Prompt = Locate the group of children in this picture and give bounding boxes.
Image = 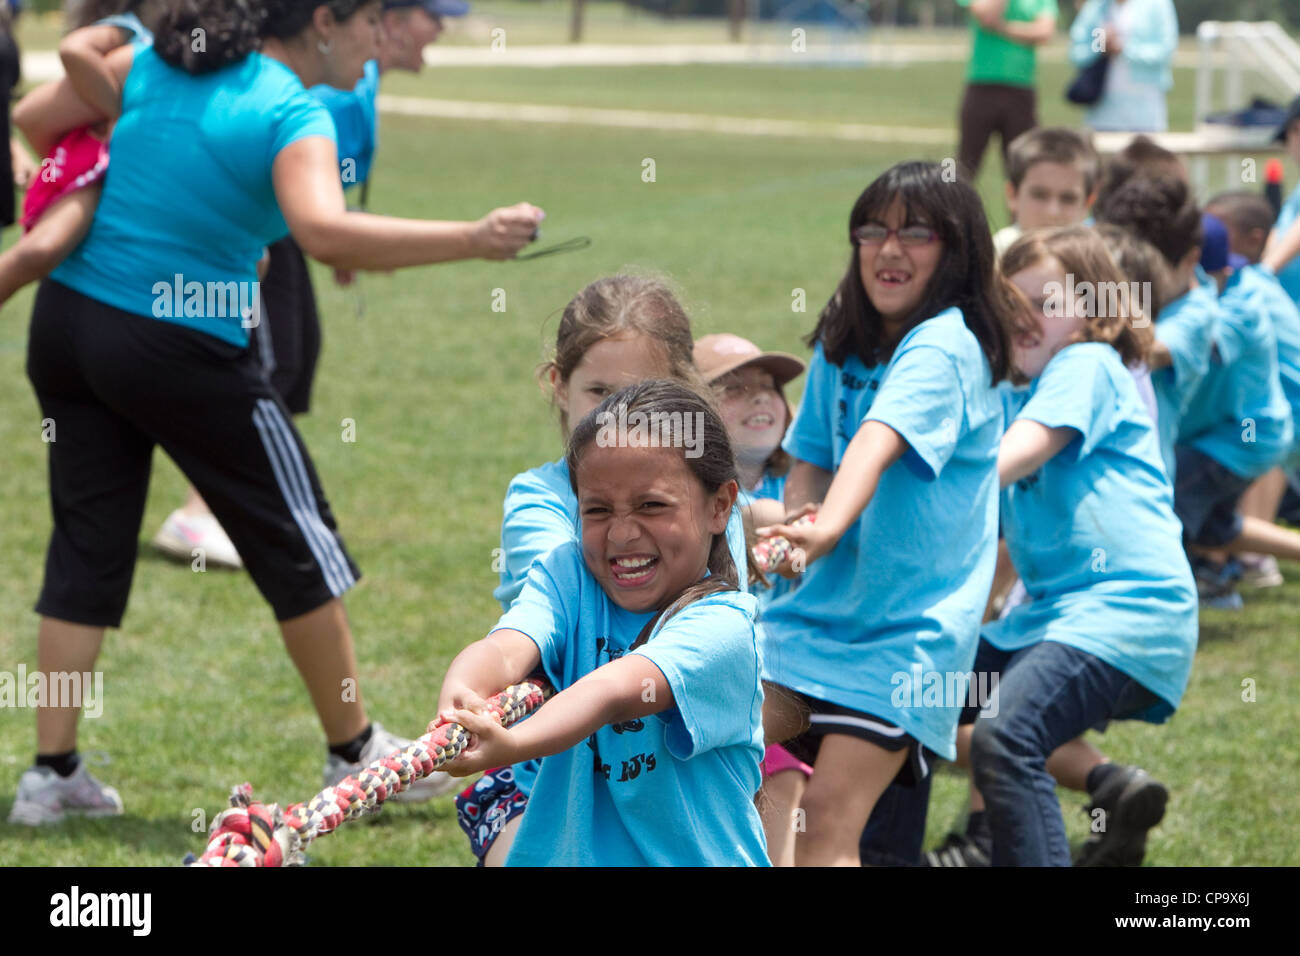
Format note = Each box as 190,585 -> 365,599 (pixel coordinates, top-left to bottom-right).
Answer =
432,114 -> 1300,867
11,7 -> 1300,870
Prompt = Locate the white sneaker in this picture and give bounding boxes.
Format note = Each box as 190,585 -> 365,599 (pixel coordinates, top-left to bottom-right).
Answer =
151,508 -> 243,569
322,723 -> 460,803
1240,555 -> 1284,589
9,762 -> 125,826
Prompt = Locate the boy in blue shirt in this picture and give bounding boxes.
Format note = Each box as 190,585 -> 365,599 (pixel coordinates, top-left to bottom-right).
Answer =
1202,192 -> 1300,590
1174,223 -> 1294,609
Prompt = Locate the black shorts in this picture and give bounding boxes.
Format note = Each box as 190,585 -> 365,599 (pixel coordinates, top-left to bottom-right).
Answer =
775,687 -> 937,787
253,236 -> 322,416
26,279 -> 359,627
1173,446 -> 1249,547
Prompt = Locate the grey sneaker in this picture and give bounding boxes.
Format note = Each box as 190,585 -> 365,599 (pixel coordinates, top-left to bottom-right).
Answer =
9,763 -> 125,825
322,722 -> 460,803
1239,554 -> 1284,589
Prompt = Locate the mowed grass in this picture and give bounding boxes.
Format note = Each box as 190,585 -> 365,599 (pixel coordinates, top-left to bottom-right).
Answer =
0,56 -> 1297,866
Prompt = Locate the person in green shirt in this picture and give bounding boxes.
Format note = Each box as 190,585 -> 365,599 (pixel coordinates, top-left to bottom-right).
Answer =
956,0 -> 1059,180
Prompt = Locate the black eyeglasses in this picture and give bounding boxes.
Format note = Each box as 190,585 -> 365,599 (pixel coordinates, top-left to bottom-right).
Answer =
851,224 -> 939,247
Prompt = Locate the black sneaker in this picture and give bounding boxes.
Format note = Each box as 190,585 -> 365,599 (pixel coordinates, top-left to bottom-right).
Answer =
1075,765 -> 1168,866
924,832 -> 991,867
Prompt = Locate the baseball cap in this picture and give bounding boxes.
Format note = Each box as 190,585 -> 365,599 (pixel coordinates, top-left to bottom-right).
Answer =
694,334 -> 806,387
383,0 -> 470,17
1273,95 -> 1300,143
1200,214 -> 1231,273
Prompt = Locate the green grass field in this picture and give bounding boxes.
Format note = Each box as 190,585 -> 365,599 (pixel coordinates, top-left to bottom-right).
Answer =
1,21 -> 1298,866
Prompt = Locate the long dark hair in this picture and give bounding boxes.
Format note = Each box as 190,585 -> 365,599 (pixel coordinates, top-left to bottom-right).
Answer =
153,0 -> 374,75
808,161 -> 1013,383
565,380 -> 759,647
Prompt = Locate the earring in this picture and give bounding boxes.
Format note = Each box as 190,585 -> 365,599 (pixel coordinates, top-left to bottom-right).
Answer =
317,39 -> 332,55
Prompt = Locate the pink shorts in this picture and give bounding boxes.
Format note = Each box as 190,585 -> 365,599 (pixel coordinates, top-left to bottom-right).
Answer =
762,742 -> 813,779
21,126 -> 109,233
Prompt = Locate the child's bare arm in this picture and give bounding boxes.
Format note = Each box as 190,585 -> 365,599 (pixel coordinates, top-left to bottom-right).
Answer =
782,458 -> 832,514
436,628 -> 542,718
1147,339 -> 1173,370
14,45 -> 135,158
743,497 -> 787,529
998,419 -> 1076,488
1264,220 -> 1300,275
762,421 -> 907,567
59,23 -> 132,121
440,654 -> 673,775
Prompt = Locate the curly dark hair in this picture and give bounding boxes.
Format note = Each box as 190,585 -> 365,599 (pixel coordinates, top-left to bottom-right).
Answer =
153,0 -> 265,74
153,0 -> 374,75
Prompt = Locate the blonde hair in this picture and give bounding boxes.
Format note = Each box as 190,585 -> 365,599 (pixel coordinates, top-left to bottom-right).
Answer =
1001,226 -> 1154,370
538,274 -> 707,436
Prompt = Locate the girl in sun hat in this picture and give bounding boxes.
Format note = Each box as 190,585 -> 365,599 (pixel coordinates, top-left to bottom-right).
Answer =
694,331 -> 807,866
693,334 -> 805,536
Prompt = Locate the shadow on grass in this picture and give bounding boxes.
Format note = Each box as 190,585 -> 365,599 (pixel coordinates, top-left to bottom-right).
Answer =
0,796 -> 458,866
0,803 -> 199,864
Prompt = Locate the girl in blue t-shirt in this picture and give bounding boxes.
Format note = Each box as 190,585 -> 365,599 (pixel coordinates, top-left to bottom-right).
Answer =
756,161 -> 1016,866
465,274 -> 750,865
438,380 -> 769,866
966,226 -> 1197,866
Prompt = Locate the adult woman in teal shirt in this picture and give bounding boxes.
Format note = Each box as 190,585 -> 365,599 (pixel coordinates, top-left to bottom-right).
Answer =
10,0 -> 542,825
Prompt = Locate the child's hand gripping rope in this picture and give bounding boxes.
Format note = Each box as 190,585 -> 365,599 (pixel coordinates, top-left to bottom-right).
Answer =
753,512 -> 818,578
185,679 -> 551,867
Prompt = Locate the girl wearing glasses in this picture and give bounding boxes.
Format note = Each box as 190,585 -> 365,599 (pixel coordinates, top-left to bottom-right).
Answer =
756,161 -> 1017,865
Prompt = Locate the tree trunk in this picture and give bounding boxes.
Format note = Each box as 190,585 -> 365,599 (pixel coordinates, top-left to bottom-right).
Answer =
570,0 -> 586,43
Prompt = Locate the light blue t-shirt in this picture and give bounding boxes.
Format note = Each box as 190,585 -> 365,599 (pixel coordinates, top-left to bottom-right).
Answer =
985,343 -> 1197,719
1243,266 -> 1300,463
1275,184 -> 1300,307
760,308 -> 1003,760
498,542 -> 768,867
493,456 -> 751,798
1177,265 -> 1294,479
310,59 -> 380,190
1150,283 -> 1219,480
738,470 -> 793,612
52,48 -> 337,346
98,11 -> 152,45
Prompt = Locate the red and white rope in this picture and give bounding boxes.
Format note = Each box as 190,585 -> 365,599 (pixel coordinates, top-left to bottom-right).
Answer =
186,679 -> 550,867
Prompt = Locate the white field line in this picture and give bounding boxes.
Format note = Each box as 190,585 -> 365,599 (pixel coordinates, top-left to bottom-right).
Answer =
18,48 -> 953,144
22,43 -> 1208,82
377,93 -> 954,144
